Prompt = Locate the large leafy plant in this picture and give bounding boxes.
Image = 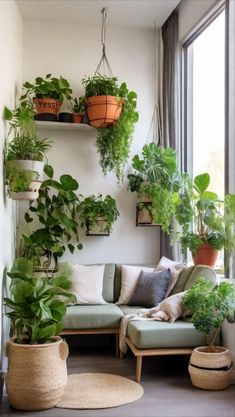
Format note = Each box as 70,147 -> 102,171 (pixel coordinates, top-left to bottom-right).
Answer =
4,258 -> 76,344
82,75 -> 138,182
175,173 -> 235,256
6,165 -> 36,193
182,277 -> 235,350
21,74 -> 72,101
22,165 -> 83,270
127,143 -> 181,233
78,193 -> 119,234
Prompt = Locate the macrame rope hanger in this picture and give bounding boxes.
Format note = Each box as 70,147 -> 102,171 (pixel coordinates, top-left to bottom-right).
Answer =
146,19 -> 162,146
95,8 -> 113,77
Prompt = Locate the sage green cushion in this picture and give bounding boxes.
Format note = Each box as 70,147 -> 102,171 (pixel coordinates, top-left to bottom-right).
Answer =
114,263 -> 156,302
127,320 -> 207,349
184,265 -> 216,290
102,264 -> 116,302
170,266 -> 194,295
63,304 -> 123,329
119,305 -> 143,315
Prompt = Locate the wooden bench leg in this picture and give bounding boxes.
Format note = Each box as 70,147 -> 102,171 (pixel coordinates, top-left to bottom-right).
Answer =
136,356 -> 143,383
115,332 -> 119,358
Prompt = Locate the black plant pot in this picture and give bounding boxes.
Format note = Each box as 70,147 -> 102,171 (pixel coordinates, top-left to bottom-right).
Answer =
58,112 -> 73,123
34,113 -> 58,122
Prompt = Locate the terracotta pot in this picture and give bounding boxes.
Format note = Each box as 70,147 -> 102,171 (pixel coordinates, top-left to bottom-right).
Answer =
33,98 -> 62,115
86,95 -> 122,128
6,337 -> 69,410
72,113 -> 83,123
189,346 -> 232,390
192,243 -> 219,267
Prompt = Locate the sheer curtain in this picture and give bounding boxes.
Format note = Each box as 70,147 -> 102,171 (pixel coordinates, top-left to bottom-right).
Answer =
159,10 -> 181,261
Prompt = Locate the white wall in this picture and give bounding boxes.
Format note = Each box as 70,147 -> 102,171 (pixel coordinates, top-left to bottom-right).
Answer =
0,0 -> 22,368
178,0 -> 217,41
21,20 -> 160,265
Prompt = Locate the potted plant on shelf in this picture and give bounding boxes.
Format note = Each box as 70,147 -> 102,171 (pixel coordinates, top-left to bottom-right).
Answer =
21,74 -> 73,121
82,74 -> 138,182
175,172 -> 235,267
21,164 -> 83,271
78,193 -> 119,236
72,97 -> 85,123
127,143 -> 180,231
4,102 -> 52,201
4,257 -> 76,410
182,277 -> 235,390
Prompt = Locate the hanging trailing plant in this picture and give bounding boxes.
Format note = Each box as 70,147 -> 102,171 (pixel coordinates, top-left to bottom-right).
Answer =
82,9 -> 138,182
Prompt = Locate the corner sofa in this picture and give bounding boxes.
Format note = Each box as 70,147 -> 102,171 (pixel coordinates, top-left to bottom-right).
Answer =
62,264 -> 216,382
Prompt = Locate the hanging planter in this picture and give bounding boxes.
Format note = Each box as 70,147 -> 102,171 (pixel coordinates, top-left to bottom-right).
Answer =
81,8 -> 138,181
86,94 -> 122,128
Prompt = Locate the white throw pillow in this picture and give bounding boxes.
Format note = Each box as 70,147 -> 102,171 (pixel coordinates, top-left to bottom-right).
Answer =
116,265 -> 155,305
155,256 -> 184,298
70,264 -> 106,304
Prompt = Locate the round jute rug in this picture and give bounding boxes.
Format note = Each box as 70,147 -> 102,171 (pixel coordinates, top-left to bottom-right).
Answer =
56,373 -> 144,409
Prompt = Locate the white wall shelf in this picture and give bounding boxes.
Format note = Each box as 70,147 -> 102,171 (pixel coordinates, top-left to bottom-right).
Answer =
35,120 -> 95,132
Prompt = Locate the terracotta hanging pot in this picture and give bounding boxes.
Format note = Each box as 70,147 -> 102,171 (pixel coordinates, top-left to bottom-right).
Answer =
192,243 -> 219,267
86,95 -> 122,128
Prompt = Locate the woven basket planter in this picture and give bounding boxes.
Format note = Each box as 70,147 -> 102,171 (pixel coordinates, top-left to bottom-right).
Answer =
6,337 -> 69,411
189,346 -> 232,390
86,95 -> 122,128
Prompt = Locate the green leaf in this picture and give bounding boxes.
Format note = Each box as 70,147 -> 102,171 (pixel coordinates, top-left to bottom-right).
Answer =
3,107 -> 12,120
25,212 -> 33,223
194,173 -> 210,194
201,191 -> 218,201
77,243 -> 83,250
44,164 -> 54,178
68,244 -> 74,253
60,175 -> 78,191
10,257 -> 34,276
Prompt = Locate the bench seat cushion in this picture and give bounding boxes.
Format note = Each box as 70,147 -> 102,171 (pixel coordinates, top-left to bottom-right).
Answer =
63,304 -> 123,329
127,320 -> 207,349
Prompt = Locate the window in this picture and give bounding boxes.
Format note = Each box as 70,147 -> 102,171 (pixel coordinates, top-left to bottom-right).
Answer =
183,8 -> 226,269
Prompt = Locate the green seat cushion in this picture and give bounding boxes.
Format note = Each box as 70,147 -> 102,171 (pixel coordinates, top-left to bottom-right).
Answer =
127,320 -> 207,349
63,304 -> 123,330
170,267 -> 194,295
119,305 -> 143,315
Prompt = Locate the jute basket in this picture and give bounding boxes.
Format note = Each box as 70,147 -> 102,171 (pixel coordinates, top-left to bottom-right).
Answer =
189,346 -> 232,390
6,336 -> 69,410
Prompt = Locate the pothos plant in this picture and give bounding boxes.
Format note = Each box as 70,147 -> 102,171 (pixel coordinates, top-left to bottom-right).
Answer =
21,164 -> 83,270
82,75 -> 138,182
127,143 -> 181,233
4,257 -> 76,344
78,193 -> 119,234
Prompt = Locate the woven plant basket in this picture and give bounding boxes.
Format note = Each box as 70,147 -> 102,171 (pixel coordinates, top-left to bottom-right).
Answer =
86,95 -> 122,128
189,346 -> 232,390
6,337 -> 69,411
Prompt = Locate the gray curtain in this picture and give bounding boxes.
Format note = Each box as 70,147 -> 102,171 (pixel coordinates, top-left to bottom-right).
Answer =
160,10 -> 181,261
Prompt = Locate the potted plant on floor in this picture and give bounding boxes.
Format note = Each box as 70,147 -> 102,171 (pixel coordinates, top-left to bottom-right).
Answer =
72,96 -> 85,123
21,74 -> 73,121
182,277 -> 235,390
78,193 -> 119,235
4,102 -> 52,201
4,257 -> 76,410
21,164 -> 83,271
82,74 -> 138,182
175,172 -> 235,267
127,143 -> 180,231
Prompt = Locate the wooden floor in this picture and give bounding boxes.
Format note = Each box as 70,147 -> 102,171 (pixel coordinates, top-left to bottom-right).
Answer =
1,339 -> 235,417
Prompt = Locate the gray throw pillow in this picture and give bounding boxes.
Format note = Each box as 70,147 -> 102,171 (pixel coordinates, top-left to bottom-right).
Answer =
129,269 -> 171,308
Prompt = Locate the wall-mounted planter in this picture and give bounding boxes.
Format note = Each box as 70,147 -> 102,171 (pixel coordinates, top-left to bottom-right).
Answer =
86,95 -> 122,128
7,160 -> 44,201
136,203 -> 160,227
86,217 -> 110,236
